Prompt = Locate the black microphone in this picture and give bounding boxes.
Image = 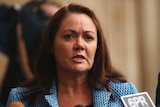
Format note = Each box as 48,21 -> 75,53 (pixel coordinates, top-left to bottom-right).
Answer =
74,104 -> 85,107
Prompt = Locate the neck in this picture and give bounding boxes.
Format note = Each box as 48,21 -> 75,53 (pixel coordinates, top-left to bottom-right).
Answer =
57,68 -> 90,91
57,72 -> 90,95
57,85 -> 92,107
57,70 -> 92,107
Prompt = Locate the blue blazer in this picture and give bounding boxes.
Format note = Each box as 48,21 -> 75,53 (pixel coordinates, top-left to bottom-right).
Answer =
7,80 -> 138,107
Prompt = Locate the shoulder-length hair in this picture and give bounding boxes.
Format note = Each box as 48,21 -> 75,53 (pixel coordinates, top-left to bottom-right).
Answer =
22,3 -> 126,103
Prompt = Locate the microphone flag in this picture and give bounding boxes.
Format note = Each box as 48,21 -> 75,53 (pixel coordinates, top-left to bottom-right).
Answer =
121,92 -> 155,107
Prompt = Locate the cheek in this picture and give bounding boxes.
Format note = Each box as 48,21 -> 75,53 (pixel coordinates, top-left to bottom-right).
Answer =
53,43 -> 71,62
88,45 -> 97,62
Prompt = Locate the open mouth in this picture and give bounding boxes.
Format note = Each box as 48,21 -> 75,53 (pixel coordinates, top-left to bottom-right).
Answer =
72,55 -> 85,62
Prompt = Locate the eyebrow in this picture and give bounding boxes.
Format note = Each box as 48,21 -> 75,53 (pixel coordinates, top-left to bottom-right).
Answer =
63,29 -> 77,33
63,29 -> 96,35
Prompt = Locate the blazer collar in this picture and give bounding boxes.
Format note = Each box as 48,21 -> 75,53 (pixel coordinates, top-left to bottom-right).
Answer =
93,88 -> 111,106
44,83 -> 59,107
44,83 -> 111,107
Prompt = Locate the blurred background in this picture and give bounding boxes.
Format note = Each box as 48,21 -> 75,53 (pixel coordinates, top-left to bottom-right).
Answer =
0,0 -> 160,103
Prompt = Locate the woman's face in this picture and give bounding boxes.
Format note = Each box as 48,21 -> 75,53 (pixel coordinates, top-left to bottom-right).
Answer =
52,13 -> 97,74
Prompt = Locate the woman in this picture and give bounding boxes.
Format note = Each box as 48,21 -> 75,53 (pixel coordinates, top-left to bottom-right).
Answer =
7,3 -> 138,107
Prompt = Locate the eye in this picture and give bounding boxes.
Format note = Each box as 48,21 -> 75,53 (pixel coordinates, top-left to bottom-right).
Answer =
85,35 -> 94,41
64,34 -> 75,40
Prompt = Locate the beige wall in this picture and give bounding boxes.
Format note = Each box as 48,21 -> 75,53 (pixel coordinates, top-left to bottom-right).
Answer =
1,0 -> 160,102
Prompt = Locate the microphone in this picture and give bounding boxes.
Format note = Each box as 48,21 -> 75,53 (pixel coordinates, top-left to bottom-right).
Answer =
74,104 -> 85,107
8,102 -> 24,107
121,92 -> 155,107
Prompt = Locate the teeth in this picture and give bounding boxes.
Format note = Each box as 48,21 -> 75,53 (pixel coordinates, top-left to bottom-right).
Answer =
74,57 -> 83,60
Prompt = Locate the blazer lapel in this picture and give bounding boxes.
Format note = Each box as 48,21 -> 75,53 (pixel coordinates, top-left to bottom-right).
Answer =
93,88 -> 111,107
45,83 -> 59,107
44,82 -> 111,107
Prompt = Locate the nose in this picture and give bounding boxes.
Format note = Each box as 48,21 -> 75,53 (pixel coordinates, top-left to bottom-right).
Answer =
73,38 -> 85,51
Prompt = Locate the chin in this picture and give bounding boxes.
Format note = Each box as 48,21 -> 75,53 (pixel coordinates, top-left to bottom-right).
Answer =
73,68 -> 90,73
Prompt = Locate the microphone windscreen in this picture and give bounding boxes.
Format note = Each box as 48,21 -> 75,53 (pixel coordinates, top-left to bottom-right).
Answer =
8,102 -> 24,107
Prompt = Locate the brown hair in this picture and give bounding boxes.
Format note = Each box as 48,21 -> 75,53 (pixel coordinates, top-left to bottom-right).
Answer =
21,3 -> 126,104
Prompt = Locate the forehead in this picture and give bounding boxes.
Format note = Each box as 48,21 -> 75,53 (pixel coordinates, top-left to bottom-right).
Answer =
59,13 -> 96,30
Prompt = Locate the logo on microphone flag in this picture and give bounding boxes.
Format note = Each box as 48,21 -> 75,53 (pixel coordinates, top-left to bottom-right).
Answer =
121,92 -> 155,107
